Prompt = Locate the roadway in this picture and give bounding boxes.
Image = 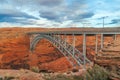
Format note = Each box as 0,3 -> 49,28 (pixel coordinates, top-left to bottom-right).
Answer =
27,28 -> 120,35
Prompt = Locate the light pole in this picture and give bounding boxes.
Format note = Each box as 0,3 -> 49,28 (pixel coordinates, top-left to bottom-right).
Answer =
102,16 -> 108,28
103,17 -> 105,28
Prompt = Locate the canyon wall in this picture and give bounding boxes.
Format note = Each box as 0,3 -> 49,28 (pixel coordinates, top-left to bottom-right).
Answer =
0,28 -> 114,72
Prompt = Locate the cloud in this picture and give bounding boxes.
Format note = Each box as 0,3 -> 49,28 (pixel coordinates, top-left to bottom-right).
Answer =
38,0 -> 88,22
0,0 -> 7,3
0,22 -> 21,27
37,0 -> 63,6
39,11 -> 94,22
0,0 -> 120,28
0,9 -> 39,23
0,9 -> 38,19
40,11 -> 60,21
109,19 -> 120,24
75,12 -> 94,20
0,17 -> 37,26
0,0 -> 90,27
64,11 -> 94,23
7,0 -> 64,8
39,7 -> 94,22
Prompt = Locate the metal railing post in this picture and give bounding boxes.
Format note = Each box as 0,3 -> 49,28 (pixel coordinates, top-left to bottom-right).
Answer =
64,34 -> 67,48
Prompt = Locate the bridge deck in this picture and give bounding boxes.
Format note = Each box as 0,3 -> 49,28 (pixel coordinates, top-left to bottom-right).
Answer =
27,28 -> 120,35
28,28 -> 120,67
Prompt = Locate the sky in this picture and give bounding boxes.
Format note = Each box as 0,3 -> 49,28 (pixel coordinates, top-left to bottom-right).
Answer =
0,0 -> 120,28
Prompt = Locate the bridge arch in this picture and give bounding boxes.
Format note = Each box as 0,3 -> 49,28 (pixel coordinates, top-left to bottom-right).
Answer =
30,34 -> 90,67
30,34 -> 55,51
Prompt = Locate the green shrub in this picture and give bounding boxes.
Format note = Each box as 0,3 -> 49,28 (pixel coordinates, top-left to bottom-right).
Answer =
86,64 -> 110,80
30,66 -> 40,73
4,76 -> 15,80
0,77 -> 2,80
44,64 -> 111,80
44,74 -> 73,80
72,75 -> 84,80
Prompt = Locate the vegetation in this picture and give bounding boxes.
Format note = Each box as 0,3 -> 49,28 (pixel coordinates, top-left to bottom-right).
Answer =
0,77 -> 2,80
44,74 -> 73,80
30,66 -> 40,73
44,64 -> 111,80
0,76 -> 15,80
85,64 -> 110,80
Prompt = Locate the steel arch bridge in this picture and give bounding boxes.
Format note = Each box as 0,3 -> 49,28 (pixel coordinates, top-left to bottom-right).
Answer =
28,28 -> 120,68
30,34 -> 90,67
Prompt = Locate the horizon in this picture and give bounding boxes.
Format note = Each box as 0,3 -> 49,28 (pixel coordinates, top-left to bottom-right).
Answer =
0,0 -> 120,28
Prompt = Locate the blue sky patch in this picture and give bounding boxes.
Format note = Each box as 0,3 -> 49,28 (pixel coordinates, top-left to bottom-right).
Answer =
0,0 -> 120,27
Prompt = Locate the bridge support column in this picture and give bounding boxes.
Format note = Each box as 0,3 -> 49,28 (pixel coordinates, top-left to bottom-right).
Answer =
113,34 -> 117,40
83,34 -> 86,69
101,34 -> 104,49
58,35 -> 61,48
53,34 -> 56,40
72,34 -> 75,56
64,34 -> 67,48
95,34 -> 98,55
61,34 -> 63,39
